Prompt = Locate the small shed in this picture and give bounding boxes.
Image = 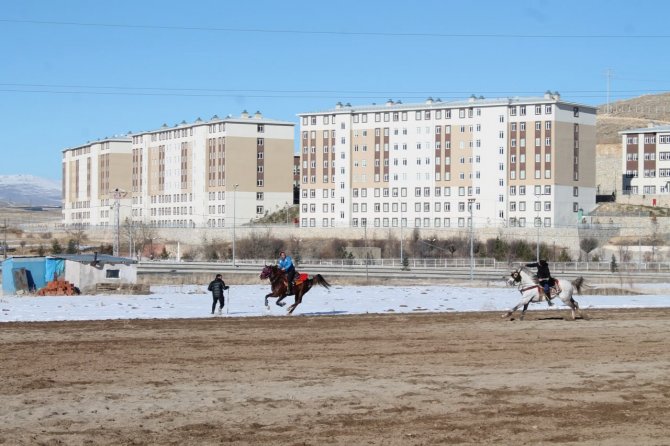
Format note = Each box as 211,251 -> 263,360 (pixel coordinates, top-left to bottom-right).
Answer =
50,254 -> 138,294
2,254 -> 138,295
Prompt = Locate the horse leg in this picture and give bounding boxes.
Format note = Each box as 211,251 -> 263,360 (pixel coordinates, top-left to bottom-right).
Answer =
276,295 -> 286,307
502,295 -> 530,320
287,292 -> 302,315
264,292 -> 274,309
568,297 -> 582,320
520,302 -> 530,321
502,302 -> 521,319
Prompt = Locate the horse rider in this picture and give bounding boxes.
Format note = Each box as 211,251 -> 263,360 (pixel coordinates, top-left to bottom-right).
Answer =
525,259 -> 554,306
278,250 -> 296,295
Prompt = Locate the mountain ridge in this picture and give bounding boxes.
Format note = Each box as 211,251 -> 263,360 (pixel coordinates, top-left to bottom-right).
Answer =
0,174 -> 61,207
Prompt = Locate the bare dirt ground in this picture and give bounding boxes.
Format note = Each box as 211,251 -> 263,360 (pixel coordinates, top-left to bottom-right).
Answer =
1,308 -> 669,446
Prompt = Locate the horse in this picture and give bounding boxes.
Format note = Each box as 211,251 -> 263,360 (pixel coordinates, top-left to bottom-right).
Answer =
503,266 -> 586,321
259,264 -> 331,315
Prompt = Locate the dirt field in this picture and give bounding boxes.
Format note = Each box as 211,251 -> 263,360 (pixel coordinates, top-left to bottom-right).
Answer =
1,308 -> 669,445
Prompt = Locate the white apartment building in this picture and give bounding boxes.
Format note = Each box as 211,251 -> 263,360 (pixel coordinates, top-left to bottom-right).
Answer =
129,112 -> 295,228
297,94 -> 596,230
62,137 -> 133,227
620,124 -> 670,199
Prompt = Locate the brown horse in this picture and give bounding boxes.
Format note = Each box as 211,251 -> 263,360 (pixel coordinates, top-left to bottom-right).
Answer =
259,264 -> 331,315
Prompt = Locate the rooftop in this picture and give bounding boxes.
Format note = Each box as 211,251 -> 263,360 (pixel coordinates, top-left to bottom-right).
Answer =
298,94 -> 596,116
619,124 -> 670,135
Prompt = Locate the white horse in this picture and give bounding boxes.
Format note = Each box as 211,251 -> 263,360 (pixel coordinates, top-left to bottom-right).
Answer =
503,266 -> 585,320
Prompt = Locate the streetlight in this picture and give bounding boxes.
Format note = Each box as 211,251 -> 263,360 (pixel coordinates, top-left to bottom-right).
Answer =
468,199 -> 475,280
399,203 -> 404,267
533,194 -> 542,263
232,184 -> 239,267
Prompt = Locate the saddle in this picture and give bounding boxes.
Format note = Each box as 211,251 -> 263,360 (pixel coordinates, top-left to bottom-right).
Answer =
294,273 -> 309,286
547,278 -> 562,297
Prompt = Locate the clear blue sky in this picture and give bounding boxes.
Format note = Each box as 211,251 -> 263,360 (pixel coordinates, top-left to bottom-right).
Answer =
2,0 -> 669,180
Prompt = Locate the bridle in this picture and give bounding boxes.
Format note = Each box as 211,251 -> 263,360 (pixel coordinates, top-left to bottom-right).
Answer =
511,269 -> 539,294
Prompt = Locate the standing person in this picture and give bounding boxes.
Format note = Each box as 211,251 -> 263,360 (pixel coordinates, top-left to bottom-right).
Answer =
525,259 -> 554,306
278,251 -> 296,295
207,274 -> 228,315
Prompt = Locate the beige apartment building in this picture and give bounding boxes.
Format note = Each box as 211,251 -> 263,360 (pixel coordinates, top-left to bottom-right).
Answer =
129,112 -> 295,228
297,94 -> 596,230
620,124 -> 670,202
62,136 -> 133,227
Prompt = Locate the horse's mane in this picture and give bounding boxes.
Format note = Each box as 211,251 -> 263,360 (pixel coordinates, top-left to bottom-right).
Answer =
518,266 -> 539,284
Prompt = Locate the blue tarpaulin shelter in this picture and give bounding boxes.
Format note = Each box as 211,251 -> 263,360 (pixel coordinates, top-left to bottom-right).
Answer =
45,258 -> 65,283
1,257 -> 47,294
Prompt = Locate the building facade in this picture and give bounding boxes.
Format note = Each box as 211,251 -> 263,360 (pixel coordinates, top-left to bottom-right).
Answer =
297,94 -> 596,230
62,137 -> 133,227
620,124 -> 670,199
129,112 -> 295,228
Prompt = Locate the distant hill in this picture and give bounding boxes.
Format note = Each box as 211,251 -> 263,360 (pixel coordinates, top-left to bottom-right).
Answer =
0,174 -> 61,207
597,93 -> 670,144
595,92 -> 670,195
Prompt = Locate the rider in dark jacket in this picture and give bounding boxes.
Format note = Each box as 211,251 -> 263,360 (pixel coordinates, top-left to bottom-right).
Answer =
525,259 -> 554,306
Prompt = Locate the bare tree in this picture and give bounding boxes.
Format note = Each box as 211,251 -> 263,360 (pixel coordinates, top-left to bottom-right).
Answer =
123,219 -> 156,258
580,237 -> 599,261
65,226 -> 88,254
649,215 -> 664,261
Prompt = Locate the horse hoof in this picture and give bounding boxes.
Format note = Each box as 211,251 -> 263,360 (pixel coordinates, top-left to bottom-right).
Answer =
277,302 -> 286,307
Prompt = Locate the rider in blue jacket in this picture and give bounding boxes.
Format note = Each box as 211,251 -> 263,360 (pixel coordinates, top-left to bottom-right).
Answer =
278,251 -> 296,294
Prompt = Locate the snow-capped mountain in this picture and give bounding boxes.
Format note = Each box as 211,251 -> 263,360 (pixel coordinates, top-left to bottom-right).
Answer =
0,175 -> 61,207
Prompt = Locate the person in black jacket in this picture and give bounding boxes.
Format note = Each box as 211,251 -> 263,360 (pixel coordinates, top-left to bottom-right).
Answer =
207,274 -> 229,315
525,259 -> 554,306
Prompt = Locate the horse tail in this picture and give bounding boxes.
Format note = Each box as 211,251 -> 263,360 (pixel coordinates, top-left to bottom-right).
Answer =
571,276 -> 585,294
312,274 -> 331,289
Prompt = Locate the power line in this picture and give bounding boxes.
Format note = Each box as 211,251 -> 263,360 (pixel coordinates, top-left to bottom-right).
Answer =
1,82 -> 669,95
1,87 -> 668,102
3,18 -> 670,39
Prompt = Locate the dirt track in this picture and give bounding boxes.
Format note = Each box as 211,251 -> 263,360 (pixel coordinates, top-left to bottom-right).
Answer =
1,308 -> 669,445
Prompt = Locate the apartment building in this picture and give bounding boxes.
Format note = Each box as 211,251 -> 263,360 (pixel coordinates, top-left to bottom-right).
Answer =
129,112 -> 294,228
62,136 -> 133,227
297,94 -> 596,229
620,124 -> 670,198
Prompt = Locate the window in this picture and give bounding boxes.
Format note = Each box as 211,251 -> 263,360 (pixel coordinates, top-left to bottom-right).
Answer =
106,269 -> 120,279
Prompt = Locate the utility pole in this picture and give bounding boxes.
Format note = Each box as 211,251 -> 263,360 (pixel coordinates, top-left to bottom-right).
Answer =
605,68 -> 613,113
2,218 -> 7,260
364,220 -> 369,284
399,203 -> 404,267
468,199 -> 475,280
112,188 -> 127,257
232,184 -> 239,267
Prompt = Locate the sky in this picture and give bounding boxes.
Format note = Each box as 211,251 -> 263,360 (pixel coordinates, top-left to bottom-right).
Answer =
2,0 -> 670,180
1,283 -> 669,322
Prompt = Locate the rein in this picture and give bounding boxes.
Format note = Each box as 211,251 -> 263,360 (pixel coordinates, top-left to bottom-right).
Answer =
519,285 -> 539,294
